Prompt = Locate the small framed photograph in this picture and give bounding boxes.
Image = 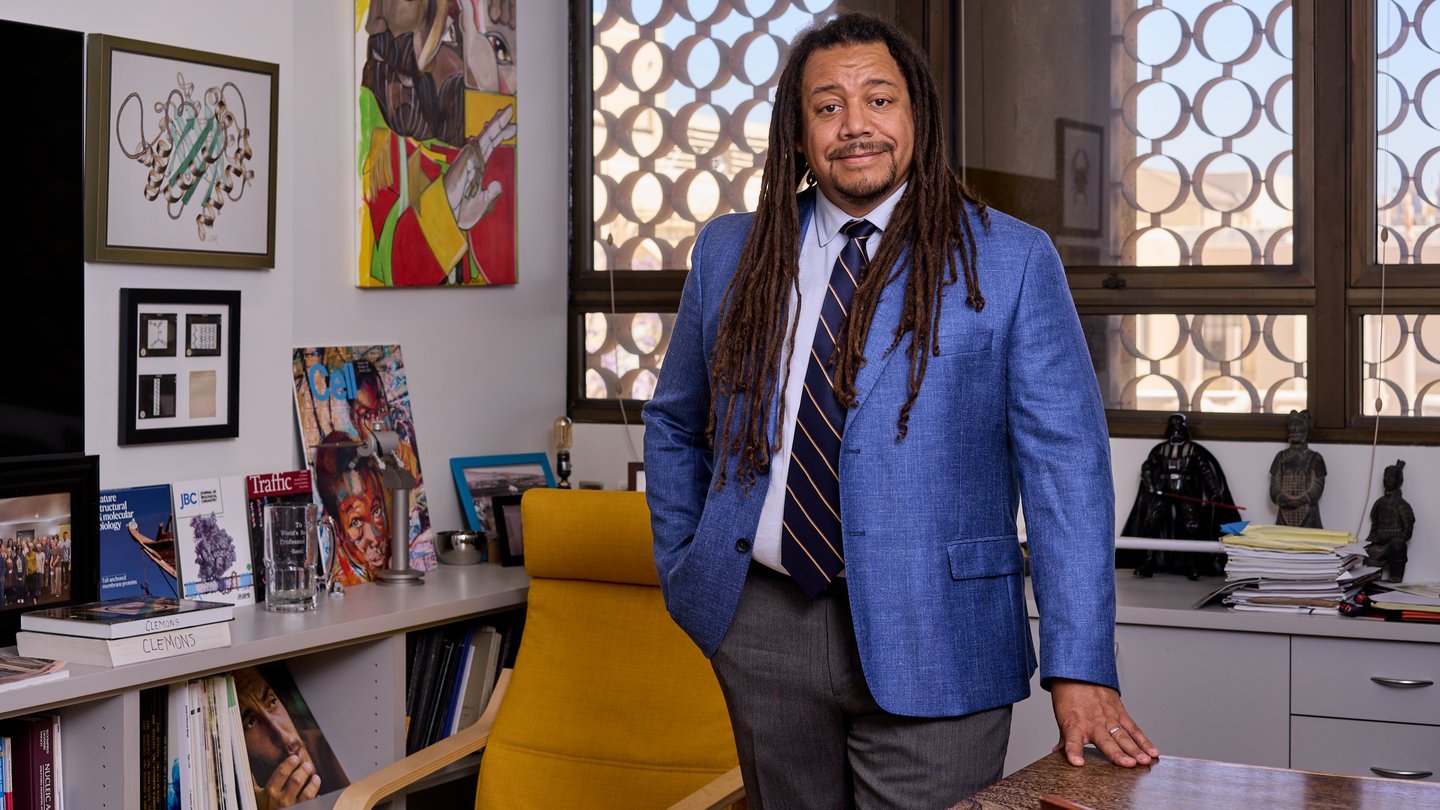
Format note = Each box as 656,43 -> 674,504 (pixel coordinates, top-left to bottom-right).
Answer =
139,313 -> 177,357
1056,118 -> 1104,238
492,494 -> 525,567
119,288 -> 240,445
449,454 -> 554,540
186,314 -> 224,357
0,454 -> 101,646
85,34 -> 278,268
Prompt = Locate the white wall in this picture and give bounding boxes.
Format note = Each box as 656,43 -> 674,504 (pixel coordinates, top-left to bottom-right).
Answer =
6,0 -> 569,535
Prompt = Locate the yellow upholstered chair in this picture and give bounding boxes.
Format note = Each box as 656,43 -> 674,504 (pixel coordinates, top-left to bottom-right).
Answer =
334,488 -> 744,810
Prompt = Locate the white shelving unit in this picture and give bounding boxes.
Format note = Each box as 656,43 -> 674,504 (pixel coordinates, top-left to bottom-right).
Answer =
2,563 -> 530,810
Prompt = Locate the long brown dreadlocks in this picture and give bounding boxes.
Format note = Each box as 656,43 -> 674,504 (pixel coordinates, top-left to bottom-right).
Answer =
708,13 -> 989,490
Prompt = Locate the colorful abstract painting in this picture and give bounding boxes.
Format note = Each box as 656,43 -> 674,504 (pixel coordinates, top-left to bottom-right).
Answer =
355,0 -> 518,287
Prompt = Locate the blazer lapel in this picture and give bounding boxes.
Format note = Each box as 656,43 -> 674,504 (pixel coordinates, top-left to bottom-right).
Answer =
765,190 -> 819,440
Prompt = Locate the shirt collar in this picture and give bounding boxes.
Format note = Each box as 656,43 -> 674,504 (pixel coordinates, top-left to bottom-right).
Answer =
813,181 -> 908,248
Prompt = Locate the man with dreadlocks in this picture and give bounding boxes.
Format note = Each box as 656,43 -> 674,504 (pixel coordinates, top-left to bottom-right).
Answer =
644,13 -> 1155,806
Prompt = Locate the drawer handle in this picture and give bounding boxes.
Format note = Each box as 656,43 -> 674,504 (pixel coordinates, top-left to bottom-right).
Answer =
1370,676 -> 1434,688
1370,767 -> 1434,780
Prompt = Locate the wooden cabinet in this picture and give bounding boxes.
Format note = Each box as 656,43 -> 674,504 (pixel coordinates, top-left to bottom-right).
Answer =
0,564 -> 529,810
1005,576 -> 1440,780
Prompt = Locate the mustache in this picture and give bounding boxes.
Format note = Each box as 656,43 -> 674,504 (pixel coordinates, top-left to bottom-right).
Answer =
826,141 -> 893,160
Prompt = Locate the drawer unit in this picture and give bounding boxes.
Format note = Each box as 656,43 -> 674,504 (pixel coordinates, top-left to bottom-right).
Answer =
1291,715 -> 1439,782
1291,636 -> 1440,725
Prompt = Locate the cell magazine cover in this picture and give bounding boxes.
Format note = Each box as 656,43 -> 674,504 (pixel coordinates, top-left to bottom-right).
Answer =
171,476 -> 256,607
291,345 -> 436,585
98,484 -> 179,600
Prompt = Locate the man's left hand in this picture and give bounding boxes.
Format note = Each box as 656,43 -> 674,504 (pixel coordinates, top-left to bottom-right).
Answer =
1049,678 -> 1159,768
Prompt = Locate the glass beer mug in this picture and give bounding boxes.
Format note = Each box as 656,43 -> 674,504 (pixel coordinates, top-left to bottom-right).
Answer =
262,503 -> 333,611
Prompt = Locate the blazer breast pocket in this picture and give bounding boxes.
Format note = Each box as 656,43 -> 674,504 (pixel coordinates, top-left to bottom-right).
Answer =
934,325 -> 993,357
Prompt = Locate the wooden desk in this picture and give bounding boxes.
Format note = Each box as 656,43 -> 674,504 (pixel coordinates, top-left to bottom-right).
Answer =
961,750 -> 1440,809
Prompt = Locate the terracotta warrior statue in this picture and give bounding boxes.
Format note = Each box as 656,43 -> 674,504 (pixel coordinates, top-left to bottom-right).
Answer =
1364,460 -> 1414,583
1269,409 -> 1326,528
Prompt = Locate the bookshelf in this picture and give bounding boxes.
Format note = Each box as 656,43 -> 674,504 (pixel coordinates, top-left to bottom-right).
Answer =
0,563 -> 529,810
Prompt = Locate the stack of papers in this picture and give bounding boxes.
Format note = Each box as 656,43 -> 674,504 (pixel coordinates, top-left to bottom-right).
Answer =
1369,582 -> 1440,614
1220,524 -> 1379,613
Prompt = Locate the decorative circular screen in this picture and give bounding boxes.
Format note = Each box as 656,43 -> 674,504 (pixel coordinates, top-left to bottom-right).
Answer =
1084,313 -> 1307,413
591,1 -> 837,274
1374,0 -> 1440,264
1116,0 -> 1295,266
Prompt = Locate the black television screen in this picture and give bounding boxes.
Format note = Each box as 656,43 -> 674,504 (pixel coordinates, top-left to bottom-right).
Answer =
0,19 -> 85,457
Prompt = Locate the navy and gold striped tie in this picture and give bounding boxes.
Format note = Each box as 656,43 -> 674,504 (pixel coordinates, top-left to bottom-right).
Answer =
781,218 -> 876,597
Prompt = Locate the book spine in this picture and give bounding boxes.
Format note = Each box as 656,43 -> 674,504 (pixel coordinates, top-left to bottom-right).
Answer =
34,716 -> 55,810
22,607 -> 234,640
167,683 -> 192,810
46,717 -> 59,810
140,687 -> 167,810
404,631 -> 444,755
425,633 -> 461,747
2,733 -> 11,810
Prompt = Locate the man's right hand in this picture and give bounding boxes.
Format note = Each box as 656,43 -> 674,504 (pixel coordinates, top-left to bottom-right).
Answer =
263,754 -> 321,807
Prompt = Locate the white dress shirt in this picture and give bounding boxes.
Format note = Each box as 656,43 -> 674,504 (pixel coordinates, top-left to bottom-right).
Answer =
751,183 -> 907,574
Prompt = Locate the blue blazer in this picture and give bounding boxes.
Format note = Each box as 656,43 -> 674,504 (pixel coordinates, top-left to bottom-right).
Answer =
643,190 -> 1119,718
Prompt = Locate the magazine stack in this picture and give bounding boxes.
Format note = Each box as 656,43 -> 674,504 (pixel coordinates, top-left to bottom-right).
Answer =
147,663 -> 349,809
1219,524 -> 1379,614
16,596 -> 234,668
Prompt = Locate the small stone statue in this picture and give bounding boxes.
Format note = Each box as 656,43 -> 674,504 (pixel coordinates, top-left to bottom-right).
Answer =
1364,460 -> 1414,583
1269,409 -> 1326,528
1119,414 -> 1240,579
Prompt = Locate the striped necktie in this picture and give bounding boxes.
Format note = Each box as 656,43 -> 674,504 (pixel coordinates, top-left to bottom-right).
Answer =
781,218 -> 876,597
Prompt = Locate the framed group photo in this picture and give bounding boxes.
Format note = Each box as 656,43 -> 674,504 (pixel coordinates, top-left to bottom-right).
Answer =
119,288 -> 241,445
85,34 -> 278,268
0,454 -> 101,646
449,454 -> 554,558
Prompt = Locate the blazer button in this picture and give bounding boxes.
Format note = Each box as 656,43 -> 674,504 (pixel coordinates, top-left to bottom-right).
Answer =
735,538 -> 751,553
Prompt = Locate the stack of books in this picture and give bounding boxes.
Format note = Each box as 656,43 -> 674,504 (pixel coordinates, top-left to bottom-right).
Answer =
1219,524 -> 1378,614
16,597 -> 234,668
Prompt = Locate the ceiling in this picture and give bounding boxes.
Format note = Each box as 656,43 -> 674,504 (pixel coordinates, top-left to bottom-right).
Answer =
0,492 -> 75,529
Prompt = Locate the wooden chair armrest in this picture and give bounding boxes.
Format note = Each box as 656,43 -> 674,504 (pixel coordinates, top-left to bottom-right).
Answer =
666,765 -> 745,810
332,669 -> 513,810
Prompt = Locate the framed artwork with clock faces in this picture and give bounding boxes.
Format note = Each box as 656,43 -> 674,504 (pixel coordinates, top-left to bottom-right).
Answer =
118,288 -> 240,445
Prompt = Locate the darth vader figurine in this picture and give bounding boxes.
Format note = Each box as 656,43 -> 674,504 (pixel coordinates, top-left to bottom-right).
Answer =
1120,414 -> 1240,579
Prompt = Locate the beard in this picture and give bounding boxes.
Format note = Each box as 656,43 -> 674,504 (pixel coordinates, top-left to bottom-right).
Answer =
824,142 -> 898,207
